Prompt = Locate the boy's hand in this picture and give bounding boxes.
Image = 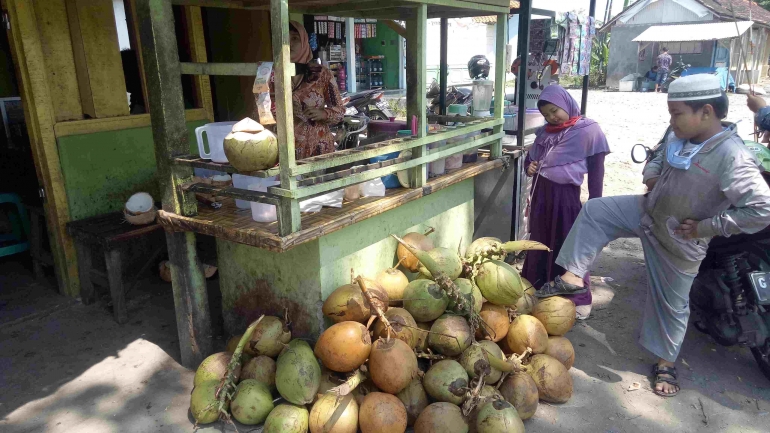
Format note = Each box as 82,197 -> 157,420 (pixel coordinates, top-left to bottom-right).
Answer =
645,177 -> 658,191
747,94 -> 767,114
527,161 -> 539,176
674,219 -> 700,240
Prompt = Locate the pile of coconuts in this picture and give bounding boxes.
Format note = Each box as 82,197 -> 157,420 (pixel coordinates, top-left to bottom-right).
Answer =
189,230 -> 579,433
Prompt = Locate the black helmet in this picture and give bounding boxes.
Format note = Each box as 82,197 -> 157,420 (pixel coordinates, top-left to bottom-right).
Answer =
468,55 -> 490,79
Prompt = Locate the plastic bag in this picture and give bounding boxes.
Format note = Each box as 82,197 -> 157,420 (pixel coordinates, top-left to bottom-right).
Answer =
359,178 -> 386,197
300,190 -> 344,214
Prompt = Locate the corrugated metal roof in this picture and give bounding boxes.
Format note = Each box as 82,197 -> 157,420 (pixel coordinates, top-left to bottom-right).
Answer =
633,20 -> 753,41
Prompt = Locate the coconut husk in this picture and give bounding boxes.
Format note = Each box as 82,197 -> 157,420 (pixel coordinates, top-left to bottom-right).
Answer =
124,206 -> 157,225
159,260 -> 172,282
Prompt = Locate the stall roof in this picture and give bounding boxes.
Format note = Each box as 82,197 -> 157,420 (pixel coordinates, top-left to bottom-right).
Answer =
633,20 -> 753,42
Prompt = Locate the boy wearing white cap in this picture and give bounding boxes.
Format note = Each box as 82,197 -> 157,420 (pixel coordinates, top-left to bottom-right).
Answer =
535,74 -> 770,397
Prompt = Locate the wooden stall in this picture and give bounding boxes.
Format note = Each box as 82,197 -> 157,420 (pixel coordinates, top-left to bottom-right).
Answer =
137,0 -> 513,368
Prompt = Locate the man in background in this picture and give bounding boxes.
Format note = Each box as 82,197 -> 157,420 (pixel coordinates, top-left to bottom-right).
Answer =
655,47 -> 672,93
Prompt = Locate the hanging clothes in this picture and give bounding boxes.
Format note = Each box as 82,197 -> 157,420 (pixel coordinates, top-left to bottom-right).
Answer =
557,13 -> 595,77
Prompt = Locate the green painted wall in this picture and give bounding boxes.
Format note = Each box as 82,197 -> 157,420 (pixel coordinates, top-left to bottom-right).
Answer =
216,180 -> 474,339
57,121 -> 205,221
360,22 -> 402,90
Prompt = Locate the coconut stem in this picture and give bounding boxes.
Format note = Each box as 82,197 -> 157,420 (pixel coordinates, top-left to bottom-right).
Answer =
482,345 -> 530,373
329,368 -> 367,397
357,275 -> 392,338
461,371 -> 487,417
501,240 -> 550,253
216,315 -> 265,423
423,227 -> 435,237
390,234 -> 443,279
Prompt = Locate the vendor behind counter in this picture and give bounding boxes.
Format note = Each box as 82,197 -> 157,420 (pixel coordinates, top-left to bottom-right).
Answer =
269,21 -> 345,159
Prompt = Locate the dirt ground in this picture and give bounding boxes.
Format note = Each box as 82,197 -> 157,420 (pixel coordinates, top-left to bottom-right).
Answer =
1,90 -> 770,432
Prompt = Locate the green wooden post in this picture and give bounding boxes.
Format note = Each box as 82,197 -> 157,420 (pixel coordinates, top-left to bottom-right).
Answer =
136,0 -> 212,369
491,13 -> 507,159
270,0 -> 301,236
405,4 -> 428,188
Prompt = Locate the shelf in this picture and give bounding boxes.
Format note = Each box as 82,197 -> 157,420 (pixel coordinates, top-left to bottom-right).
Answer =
157,158 -> 506,253
173,155 -> 281,178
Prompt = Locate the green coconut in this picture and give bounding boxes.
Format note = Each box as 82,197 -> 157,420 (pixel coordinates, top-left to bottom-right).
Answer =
449,278 -> 483,315
190,379 -> 224,424
514,281 -> 537,315
231,379 -> 274,425
423,360 -> 469,405
418,247 -> 463,280
223,128 -> 279,172
263,404 -> 310,433
403,279 -> 449,322
499,372 -> 539,420
429,314 -> 473,357
475,399 -> 525,433
414,321 -> 432,352
480,384 -> 504,400
465,237 -> 503,259
459,341 -> 503,384
397,378 -> 430,426
246,316 -> 291,357
194,352 -> 239,387
474,260 -> 524,306
276,339 -> 321,405
372,307 -> 418,348
241,355 -> 276,391
414,402 -> 470,433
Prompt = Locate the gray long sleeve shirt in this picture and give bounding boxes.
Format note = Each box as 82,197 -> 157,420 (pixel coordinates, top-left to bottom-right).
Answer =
641,127 -> 770,263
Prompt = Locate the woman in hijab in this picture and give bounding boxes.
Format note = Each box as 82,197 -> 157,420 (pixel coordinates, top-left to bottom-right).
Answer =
269,21 -> 345,159
521,85 -> 610,320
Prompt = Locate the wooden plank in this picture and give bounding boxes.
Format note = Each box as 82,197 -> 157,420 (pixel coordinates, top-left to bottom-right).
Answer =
66,0 -> 130,118
270,131 -> 503,199
182,183 -> 282,205
406,4 -> 428,188
75,242 -> 95,304
270,0 -> 300,236
490,12 -> 506,159
184,6 -> 215,121
136,0 -> 212,369
156,158 -> 504,252
180,62 -> 259,76
54,108 -> 209,137
105,248 -> 128,324
6,0 -> 80,297
33,0 -> 83,122
402,0 -> 509,13
126,0 -> 151,116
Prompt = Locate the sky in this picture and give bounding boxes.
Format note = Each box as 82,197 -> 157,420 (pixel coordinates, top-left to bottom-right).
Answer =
534,0 -> 629,22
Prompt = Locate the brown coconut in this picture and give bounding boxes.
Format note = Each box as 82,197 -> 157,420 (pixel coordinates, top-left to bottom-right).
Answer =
544,336 -> 575,370
372,307 -> 418,348
476,303 -> 510,342
376,268 -> 410,306
322,280 -> 389,324
359,392 -> 408,433
532,296 -> 576,336
414,402 -> 469,433
368,337 -> 418,394
396,231 -> 435,273
314,321 -> 372,372
246,316 -> 291,357
499,372 -> 539,420
506,314 -> 549,355
241,355 -> 276,390
526,354 -> 573,403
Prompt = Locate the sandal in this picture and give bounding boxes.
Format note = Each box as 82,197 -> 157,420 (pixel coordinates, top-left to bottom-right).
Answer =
651,364 -> 680,397
535,275 -> 588,298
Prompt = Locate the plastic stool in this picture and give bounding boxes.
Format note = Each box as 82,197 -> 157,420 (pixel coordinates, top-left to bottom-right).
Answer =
0,193 -> 30,257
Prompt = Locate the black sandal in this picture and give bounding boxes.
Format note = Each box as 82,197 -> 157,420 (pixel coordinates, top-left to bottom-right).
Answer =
651,364 -> 680,397
535,275 -> 588,298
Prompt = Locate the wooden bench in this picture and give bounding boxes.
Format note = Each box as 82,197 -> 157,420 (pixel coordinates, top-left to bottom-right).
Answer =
67,212 -> 165,324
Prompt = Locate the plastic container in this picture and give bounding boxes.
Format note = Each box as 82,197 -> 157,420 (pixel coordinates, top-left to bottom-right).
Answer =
471,79 -> 494,116
248,179 -> 280,223
234,174 -> 277,209
195,121 -> 237,163
370,151 -> 401,188
428,140 -> 446,177
193,168 -> 226,178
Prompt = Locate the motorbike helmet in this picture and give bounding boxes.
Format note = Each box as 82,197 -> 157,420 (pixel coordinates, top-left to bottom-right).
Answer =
468,55 -> 490,80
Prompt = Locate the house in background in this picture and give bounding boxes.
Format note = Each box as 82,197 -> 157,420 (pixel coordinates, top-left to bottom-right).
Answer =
600,0 -> 770,88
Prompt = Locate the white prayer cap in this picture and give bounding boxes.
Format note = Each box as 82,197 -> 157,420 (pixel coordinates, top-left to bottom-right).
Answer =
668,74 -> 722,102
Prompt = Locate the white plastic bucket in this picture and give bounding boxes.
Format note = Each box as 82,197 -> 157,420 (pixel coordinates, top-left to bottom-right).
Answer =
248,179 -> 280,223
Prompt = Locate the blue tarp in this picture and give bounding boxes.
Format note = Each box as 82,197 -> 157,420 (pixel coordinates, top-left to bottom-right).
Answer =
680,67 -> 736,91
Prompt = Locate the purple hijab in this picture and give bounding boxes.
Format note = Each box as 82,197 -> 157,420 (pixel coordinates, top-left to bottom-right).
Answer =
530,85 -> 610,168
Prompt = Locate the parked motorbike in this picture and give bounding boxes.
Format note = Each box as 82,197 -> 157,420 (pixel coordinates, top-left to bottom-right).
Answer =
342,90 -> 393,120
661,58 -> 691,92
632,129 -> 770,382
331,114 -> 370,151
426,79 -> 473,114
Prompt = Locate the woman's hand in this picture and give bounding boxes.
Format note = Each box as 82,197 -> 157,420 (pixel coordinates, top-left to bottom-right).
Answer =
304,108 -> 328,122
674,219 -> 700,240
526,161 -> 539,176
